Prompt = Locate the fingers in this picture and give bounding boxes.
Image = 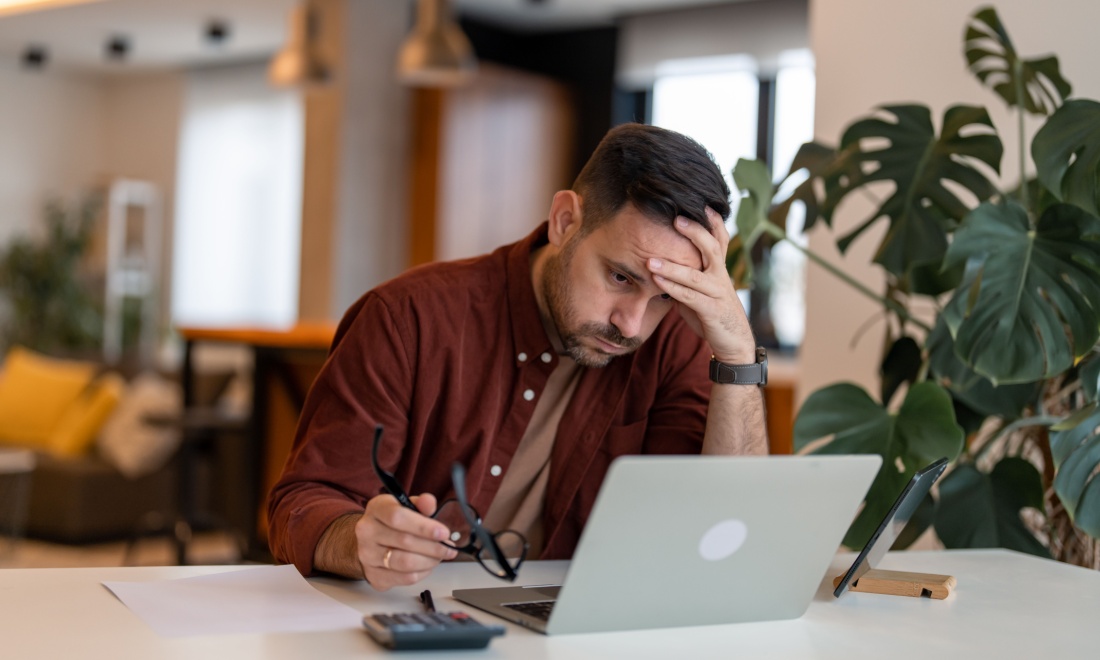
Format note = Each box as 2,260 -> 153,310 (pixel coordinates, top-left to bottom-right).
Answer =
356,494 -> 458,591
648,211 -> 753,361
676,211 -> 729,272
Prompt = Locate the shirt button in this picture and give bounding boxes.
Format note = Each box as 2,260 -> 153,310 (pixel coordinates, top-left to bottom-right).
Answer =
541,352 -> 552,363
518,352 -> 528,362
523,389 -> 535,401
490,465 -> 503,477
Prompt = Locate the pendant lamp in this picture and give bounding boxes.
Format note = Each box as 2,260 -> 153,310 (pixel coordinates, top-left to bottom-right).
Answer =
397,0 -> 477,87
269,1 -> 329,87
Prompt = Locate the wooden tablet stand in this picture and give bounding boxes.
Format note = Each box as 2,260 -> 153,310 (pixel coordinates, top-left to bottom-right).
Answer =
833,569 -> 956,599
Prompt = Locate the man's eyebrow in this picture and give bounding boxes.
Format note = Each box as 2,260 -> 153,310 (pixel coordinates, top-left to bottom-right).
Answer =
608,259 -> 650,286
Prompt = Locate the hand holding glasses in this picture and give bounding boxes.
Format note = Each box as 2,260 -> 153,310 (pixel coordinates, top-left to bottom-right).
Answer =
371,425 -> 528,581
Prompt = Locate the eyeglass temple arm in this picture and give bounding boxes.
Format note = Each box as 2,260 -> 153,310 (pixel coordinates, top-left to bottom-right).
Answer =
372,424 -> 417,511
451,462 -> 520,582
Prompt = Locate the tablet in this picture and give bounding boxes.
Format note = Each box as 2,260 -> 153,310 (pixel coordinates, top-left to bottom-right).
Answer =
833,457 -> 949,598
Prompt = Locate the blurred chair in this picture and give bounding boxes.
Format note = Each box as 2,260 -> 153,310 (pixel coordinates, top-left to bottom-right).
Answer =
124,369 -> 250,565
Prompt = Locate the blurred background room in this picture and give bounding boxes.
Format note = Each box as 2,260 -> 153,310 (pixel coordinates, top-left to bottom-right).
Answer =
0,0 -> 1097,570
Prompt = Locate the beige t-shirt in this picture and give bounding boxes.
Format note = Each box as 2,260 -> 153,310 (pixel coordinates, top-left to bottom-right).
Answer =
481,355 -> 583,559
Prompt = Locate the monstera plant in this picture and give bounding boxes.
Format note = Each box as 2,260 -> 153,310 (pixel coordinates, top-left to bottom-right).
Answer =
731,6 -> 1100,566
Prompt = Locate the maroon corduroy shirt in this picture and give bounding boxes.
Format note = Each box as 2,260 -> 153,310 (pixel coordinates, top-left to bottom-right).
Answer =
267,223 -> 711,575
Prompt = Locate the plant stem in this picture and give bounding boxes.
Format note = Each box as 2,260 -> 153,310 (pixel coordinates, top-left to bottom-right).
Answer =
760,222 -> 933,333
1014,58 -> 1030,213
975,414 -> 1062,462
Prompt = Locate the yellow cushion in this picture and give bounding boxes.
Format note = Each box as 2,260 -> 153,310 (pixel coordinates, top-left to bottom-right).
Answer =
46,372 -> 125,457
0,347 -> 98,447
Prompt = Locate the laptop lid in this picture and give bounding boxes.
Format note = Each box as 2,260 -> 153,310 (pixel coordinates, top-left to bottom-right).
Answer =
453,454 -> 881,635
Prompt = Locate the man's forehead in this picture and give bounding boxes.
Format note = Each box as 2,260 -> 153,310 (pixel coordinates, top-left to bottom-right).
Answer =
591,210 -> 704,271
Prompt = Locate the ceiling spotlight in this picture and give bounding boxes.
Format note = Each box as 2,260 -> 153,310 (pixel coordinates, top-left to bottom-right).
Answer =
22,44 -> 48,70
105,35 -> 130,61
205,19 -> 231,45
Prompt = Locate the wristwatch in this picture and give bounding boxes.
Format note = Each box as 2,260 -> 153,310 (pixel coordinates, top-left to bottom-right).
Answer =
709,347 -> 768,386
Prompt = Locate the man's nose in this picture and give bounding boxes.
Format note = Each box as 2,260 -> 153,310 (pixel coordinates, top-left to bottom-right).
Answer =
611,297 -> 647,339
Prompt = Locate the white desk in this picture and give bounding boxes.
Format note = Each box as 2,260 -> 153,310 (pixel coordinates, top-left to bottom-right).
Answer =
1,550 -> 1095,659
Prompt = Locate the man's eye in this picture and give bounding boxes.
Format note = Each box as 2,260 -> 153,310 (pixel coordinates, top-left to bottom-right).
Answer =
659,293 -> 671,300
610,271 -> 630,285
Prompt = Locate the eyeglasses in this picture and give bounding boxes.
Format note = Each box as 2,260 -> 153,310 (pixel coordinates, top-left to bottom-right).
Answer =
371,425 -> 528,581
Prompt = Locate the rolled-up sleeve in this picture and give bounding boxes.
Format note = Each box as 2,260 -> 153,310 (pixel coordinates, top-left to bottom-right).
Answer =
266,292 -> 415,575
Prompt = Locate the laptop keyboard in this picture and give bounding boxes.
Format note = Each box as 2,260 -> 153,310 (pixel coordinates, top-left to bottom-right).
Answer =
503,600 -> 556,621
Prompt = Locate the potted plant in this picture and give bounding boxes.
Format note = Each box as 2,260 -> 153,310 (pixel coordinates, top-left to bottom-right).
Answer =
0,197 -> 104,356
732,6 -> 1100,566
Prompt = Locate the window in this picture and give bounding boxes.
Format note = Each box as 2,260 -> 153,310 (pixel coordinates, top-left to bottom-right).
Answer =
171,63 -> 303,329
650,49 -> 815,350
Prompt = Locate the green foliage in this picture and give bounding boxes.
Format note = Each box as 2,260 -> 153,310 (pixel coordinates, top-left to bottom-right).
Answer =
793,382 -> 964,548
0,198 -> 103,354
965,7 -> 1071,115
1032,99 -> 1100,216
731,7 -> 1100,560
1050,406 -> 1100,537
926,318 -> 1038,421
942,201 -> 1100,384
879,336 -> 921,407
729,159 -> 775,286
824,104 -> 1002,280
1081,354 -> 1100,403
934,459 -> 1050,557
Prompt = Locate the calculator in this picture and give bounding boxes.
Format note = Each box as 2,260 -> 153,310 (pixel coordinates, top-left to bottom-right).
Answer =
361,610 -> 506,651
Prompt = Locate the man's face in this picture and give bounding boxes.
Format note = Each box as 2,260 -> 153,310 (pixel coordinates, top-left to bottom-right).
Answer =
542,204 -> 704,368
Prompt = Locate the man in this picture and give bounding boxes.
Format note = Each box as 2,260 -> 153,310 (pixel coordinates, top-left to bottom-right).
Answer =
268,123 -> 768,590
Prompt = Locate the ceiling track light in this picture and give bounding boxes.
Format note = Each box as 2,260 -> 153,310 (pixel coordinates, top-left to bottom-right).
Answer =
397,0 -> 477,88
22,44 -> 48,69
205,19 -> 231,46
268,1 -> 329,87
105,34 -> 130,61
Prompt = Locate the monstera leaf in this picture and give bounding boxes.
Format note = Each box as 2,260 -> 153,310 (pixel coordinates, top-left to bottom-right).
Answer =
1082,353 -> 1100,403
965,7 -> 1071,116
879,336 -> 922,407
934,458 -> 1050,557
1051,406 -> 1100,537
727,158 -> 775,287
769,141 -> 838,234
927,317 -> 1039,421
1033,99 -> 1100,217
943,201 -> 1100,384
823,104 -> 1002,280
793,381 -> 964,548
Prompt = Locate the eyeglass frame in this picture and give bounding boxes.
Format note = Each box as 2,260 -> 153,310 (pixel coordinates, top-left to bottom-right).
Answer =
370,424 -> 527,581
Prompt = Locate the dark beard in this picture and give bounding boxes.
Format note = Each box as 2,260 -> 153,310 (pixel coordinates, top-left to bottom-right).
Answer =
542,243 -> 642,368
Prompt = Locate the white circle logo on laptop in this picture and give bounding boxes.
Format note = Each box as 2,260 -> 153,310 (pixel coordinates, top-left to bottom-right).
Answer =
698,519 -> 748,561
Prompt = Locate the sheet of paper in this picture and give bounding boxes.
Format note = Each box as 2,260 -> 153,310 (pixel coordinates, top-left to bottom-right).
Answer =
103,564 -> 363,637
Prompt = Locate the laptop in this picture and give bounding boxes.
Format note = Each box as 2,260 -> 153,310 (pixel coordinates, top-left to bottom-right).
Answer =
453,454 -> 881,635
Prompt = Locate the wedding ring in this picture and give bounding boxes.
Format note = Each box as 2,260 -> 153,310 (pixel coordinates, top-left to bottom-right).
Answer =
383,548 -> 393,570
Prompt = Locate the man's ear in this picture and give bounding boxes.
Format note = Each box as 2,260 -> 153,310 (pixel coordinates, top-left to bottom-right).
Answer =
547,190 -> 583,248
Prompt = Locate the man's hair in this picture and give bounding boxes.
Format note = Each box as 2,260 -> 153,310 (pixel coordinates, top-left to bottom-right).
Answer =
572,123 -> 731,234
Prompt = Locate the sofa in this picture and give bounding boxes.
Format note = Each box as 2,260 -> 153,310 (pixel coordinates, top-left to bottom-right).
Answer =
1,346 -> 243,545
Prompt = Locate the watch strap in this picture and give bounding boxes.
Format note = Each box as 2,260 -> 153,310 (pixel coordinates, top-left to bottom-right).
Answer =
708,347 -> 768,386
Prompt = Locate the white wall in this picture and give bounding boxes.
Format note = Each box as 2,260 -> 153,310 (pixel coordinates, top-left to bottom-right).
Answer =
0,59 -> 104,244
100,72 -> 184,331
330,0 -> 411,315
803,0 -> 1100,404
618,0 -> 809,88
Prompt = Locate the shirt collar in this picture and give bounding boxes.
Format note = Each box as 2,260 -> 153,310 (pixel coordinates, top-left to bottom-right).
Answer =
506,222 -> 559,368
